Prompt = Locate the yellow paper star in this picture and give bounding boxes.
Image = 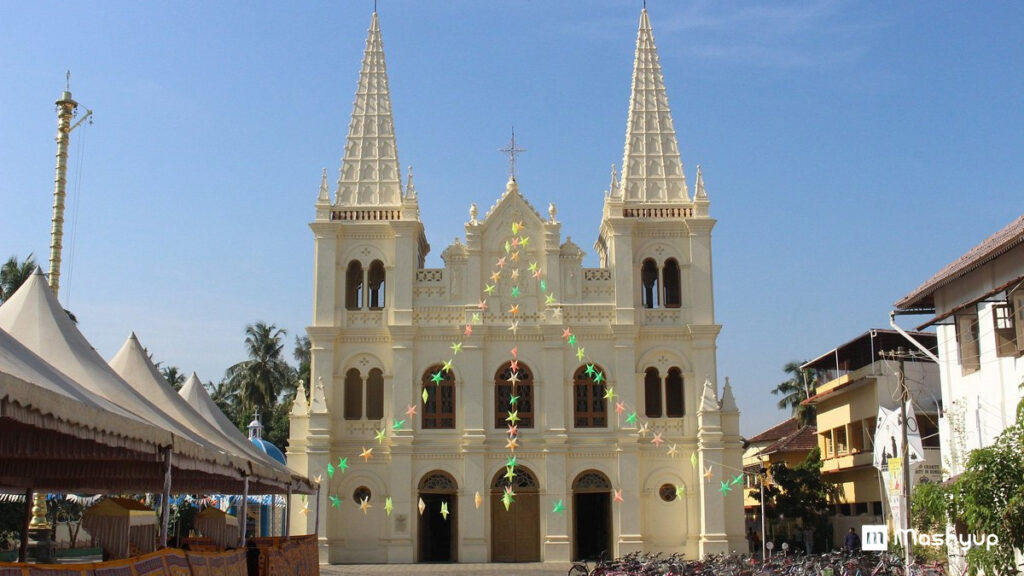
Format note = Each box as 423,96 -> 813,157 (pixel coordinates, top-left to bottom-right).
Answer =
510,268 -> 520,280
385,497 -> 393,516
359,496 -> 372,515
442,359 -> 454,373
508,320 -> 519,334
505,410 -> 520,425
450,342 -> 462,354
704,466 -> 713,481
475,491 -> 483,509
528,262 -> 538,273
440,501 -> 450,520
360,446 -> 373,462
490,270 -> 502,282
667,444 -> 679,458
637,422 -> 650,438
576,347 -> 586,361
375,429 -> 386,444
508,304 -> 519,315
484,284 -> 495,294
510,251 -> 520,262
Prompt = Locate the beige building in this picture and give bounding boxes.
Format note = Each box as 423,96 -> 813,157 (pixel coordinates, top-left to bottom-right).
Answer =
286,7 -> 744,565
803,330 -> 942,545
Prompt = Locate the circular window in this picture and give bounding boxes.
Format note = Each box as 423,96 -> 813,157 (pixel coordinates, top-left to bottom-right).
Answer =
353,486 -> 372,504
659,484 -> 678,502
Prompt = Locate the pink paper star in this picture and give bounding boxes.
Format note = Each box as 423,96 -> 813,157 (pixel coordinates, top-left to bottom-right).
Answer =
405,404 -> 418,418
614,489 -> 623,503
651,432 -> 664,447
615,401 -> 626,415
496,257 -> 506,269
479,299 -> 488,310
510,359 -> 519,371
510,346 -> 518,358
464,324 -> 473,336
507,424 -> 518,437
562,328 -> 572,340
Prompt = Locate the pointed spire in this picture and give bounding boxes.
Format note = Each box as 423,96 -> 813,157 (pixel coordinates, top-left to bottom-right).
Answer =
335,11 -> 403,207
608,164 -> 620,198
291,380 -> 309,416
619,8 -> 689,203
720,376 -> 738,412
405,165 -> 417,200
694,165 -> 707,200
700,375 -> 720,412
310,375 -> 329,414
317,168 -> 330,203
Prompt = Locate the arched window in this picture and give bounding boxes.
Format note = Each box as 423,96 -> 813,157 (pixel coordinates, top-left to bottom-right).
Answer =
344,368 -> 362,420
641,258 -> 659,309
366,368 -> 384,420
663,258 -> 681,308
422,365 -> 455,429
495,362 -> 534,428
644,368 -> 662,417
367,260 -> 386,309
665,367 -> 684,417
573,365 -> 607,428
345,261 -> 364,310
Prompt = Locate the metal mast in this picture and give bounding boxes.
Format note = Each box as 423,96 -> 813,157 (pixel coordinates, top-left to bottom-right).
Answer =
47,71 -> 92,297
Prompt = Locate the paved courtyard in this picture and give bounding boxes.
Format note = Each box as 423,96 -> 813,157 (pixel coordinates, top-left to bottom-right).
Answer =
321,562 -> 574,576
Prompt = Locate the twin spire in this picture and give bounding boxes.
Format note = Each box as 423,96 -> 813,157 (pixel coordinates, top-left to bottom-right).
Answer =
327,8 -> 704,211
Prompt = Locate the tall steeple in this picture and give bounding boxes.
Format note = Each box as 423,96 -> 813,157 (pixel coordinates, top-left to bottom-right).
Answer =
618,8 -> 688,203
335,11 -> 402,207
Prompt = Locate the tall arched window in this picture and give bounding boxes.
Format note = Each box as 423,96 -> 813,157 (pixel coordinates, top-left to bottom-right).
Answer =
367,260 -> 386,309
641,258 -> 659,309
663,258 -> 681,308
422,365 -> 455,429
573,365 -> 607,428
644,367 -> 662,417
495,362 -> 534,428
665,367 -> 684,417
366,368 -> 384,420
345,261 -> 364,310
344,368 -> 362,420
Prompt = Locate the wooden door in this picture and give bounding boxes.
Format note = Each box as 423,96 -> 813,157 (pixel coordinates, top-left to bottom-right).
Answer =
490,491 -> 540,561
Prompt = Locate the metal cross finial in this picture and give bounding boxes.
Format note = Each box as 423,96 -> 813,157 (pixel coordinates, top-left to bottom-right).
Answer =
66,70 -> 71,91
499,128 -> 526,180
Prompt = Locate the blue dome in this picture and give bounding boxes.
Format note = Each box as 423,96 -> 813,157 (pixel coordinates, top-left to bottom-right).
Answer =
250,437 -> 286,464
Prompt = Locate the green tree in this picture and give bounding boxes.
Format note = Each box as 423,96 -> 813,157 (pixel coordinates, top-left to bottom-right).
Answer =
757,448 -> 841,551
293,335 -> 311,396
208,378 -> 241,428
160,365 -> 186,391
0,253 -> 36,304
224,322 -> 293,418
771,360 -> 822,426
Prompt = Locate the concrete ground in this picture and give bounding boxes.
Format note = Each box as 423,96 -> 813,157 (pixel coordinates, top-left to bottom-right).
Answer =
321,562 -> 575,575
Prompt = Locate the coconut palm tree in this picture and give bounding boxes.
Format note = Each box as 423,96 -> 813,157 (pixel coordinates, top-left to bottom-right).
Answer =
225,322 -> 293,416
0,253 -> 36,304
772,360 -> 822,426
160,365 -> 186,391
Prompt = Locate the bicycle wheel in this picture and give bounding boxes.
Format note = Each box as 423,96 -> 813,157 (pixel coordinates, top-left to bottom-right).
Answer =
568,563 -> 590,576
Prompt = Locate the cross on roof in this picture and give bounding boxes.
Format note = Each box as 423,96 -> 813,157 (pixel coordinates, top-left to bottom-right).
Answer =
499,128 -> 526,180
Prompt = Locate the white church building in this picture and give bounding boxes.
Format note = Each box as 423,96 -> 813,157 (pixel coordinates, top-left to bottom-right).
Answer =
287,7 -> 744,564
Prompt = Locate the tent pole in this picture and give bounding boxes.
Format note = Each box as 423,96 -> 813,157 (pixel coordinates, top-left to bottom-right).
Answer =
19,487 -> 32,562
284,486 -> 292,538
159,446 -> 173,548
238,476 -> 250,547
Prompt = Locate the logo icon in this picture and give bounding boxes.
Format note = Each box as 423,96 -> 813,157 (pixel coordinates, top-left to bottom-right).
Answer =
862,525 -> 888,551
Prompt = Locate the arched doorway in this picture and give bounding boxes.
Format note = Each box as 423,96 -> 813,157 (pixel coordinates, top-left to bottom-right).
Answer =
572,470 -> 612,561
418,471 -> 458,562
490,465 -> 540,562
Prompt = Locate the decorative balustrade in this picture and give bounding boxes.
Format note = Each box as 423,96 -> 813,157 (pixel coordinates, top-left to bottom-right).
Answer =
622,206 -> 693,218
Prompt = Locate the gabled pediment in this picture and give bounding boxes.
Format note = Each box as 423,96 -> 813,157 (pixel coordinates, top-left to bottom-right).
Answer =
478,178 -> 549,252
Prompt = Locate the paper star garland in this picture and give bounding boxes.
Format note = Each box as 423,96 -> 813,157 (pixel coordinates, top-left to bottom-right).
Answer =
359,497 -> 372,514
301,504 -> 311,516
509,394 -> 520,406
520,236 -> 529,246
568,334 -> 577,347
464,324 -> 473,336
528,262 -> 538,273
490,270 -> 501,283
385,497 -> 393,516
540,280 -> 547,292
440,501 -> 450,520
562,328 -> 572,340
329,495 -> 341,509
478,300 -> 487,310
508,320 -> 520,334
508,304 -> 519,315
593,371 -> 605,384
552,499 -> 565,514
360,447 -> 373,462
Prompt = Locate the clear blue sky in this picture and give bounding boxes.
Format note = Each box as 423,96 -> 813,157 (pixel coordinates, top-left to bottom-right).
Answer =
2,1 -> 1022,436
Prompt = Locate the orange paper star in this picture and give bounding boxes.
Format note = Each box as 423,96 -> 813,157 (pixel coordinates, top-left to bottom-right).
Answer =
360,447 -> 373,462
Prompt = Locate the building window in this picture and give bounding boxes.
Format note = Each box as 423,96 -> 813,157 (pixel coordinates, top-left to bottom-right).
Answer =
919,416 -> 940,448
366,368 -> 384,421
573,365 -> 607,428
658,484 -> 677,502
863,416 -> 876,450
955,313 -> 981,374
353,486 -> 372,504
665,367 -> 684,417
345,261 -> 364,310
663,258 -> 681,308
849,420 -> 864,453
344,368 -> 362,420
641,258 -> 659,309
1014,289 -> 1024,353
422,365 -> 455,429
835,426 -> 848,455
644,367 -> 662,417
367,260 -> 386,309
993,303 -> 1018,357
822,430 -> 834,458
495,362 -> 534,428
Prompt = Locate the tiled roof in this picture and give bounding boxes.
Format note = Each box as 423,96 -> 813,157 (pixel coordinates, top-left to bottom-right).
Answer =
896,214 -> 1024,310
760,425 -> 818,455
746,417 -> 799,444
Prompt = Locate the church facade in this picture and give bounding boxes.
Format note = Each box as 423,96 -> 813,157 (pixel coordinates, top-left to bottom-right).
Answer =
287,8 -> 744,564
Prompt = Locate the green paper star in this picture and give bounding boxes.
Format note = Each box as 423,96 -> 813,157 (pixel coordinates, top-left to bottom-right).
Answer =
385,497 -> 393,516
329,495 -> 341,509
731,474 -> 744,486
540,280 -> 547,292
392,419 -> 406,431
484,284 -> 495,294
690,453 -> 698,469
719,481 -> 732,494
567,334 -> 576,347
431,371 -> 444,384
471,312 -> 481,324
625,412 -> 638,425
603,386 -> 615,401
504,466 -> 517,482
505,410 -> 520,425
327,462 -> 335,478
585,364 -> 596,377
552,499 -> 565,514
375,429 -> 386,444
520,236 -> 530,246
576,347 -> 586,361
450,342 -> 462,354
506,455 -> 517,468
509,394 -> 520,406
337,457 -> 349,473
675,485 -> 685,499
593,370 -> 605,384
502,493 -> 513,511
504,240 -> 511,254
511,286 -> 520,298
528,262 -> 538,273
422,387 -> 430,403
